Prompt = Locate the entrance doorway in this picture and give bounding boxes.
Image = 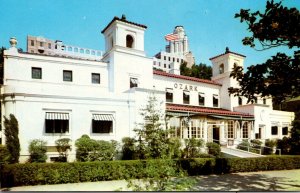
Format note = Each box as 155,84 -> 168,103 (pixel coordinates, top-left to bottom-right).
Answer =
213,125 -> 220,144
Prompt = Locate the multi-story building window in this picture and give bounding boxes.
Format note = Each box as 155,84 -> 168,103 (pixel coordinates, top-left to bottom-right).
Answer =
183,90 -> 190,104
91,73 -> 100,84
45,112 -> 69,134
48,43 -> 51,49
31,40 -> 34,46
282,126 -> 288,135
164,64 -> 166,68
198,92 -> 205,106
63,70 -> 73,82
169,117 -> 181,138
177,58 -> 179,62
263,98 -> 266,105
92,114 -> 114,133
164,56 -> 166,60
242,122 -> 249,138
130,77 -> 138,88
213,94 -> 219,107
219,63 -> 224,74
40,42 -> 43,47
271,126 -> 278,135
32,67 -> 42,79
166,88 -> 173,103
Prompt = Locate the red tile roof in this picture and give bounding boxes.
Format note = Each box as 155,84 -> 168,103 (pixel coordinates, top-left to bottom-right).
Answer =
166,103 -> 254,117
153,70 -> 221,86
209,50 -> 246,60
101,16 -> 147,34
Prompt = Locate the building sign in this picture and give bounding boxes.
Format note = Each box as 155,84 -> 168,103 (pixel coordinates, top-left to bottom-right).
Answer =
174,83 -> 198,91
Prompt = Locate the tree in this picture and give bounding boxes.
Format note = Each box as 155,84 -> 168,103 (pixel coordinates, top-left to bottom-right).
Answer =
229,0 -> 300,104
4,114 -> 20,163
134,93 -> 169,159
55,138 -> 71,162
28,139 -> 47,163
180,62 -> 212,80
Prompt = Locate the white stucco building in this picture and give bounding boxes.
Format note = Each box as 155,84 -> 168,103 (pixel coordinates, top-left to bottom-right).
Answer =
0,15 -> 294,162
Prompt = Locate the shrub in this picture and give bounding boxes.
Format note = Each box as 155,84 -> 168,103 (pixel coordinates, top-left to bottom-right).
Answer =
2,156 -> 300,188
263,139 -> 277,155
121,137 -> 137,160
55,138 -> 71,162
236,140 -> 250,151
28,139 -> 47,163
4,114 -> 20,163
183,138 -> 204,158
75,135 -> 118,162
0,145 -> 10,164
277,137 -> 291,154
206,142 -> 221,157
166,137 -> 182,159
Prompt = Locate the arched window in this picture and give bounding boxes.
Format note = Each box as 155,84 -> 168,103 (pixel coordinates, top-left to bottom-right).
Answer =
242,122 -> 248,138
219,63 -> 224,74
126,35 -> 134,48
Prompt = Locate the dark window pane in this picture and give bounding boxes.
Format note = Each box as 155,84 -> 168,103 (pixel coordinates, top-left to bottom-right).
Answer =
271,126 -> 278,135
92,120 -> 113,133
32,67 -> 42,79
183,92 -> 190,104
130,78 -> 138,88
92,73 -> 100,84
282,127 -> 288,135
45,119 -> 69,133
63,70 -> 72,82
166,92 -> 173,103
213,95 -> 218,107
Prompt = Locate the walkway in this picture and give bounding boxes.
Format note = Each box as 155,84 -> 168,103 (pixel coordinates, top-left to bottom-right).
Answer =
2,169 -> 300,191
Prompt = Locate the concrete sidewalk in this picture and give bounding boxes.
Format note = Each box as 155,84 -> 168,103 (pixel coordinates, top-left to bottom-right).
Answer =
3,169 -> 300,191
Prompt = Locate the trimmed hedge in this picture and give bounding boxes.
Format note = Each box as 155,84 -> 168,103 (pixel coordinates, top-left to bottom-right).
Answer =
2,156 -> 300,187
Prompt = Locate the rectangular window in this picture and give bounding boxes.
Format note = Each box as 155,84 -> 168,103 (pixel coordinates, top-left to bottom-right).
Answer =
164,56 -> 166,60
45,112 -> 69,134
282,127 -> 288,135
213,95 -> 219,107
271,126 -> 278,135
168,57 -> 170,61
130,77 -> 138,88
40,42 -> 43,47
177,58 -> 179,62
48,43 -> 51,49
91,73 -> 100,84
92,120 -> 113,133
32,67 -> 42,79
166,88 -> 173,103
63,70 -> 72,82
198,93 -> 205,106
31,40 -> 34,46
183,91 -> 190,104
46,119 -> 69,133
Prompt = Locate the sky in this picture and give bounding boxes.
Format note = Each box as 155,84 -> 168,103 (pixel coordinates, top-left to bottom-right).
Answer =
0,0 -> 299,68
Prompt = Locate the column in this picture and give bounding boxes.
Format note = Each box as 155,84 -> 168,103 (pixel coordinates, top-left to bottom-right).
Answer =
170,41 -> 174,53
203,118 -> 208,142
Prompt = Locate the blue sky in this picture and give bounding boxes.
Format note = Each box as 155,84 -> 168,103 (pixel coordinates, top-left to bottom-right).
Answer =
0,0 -> 299,68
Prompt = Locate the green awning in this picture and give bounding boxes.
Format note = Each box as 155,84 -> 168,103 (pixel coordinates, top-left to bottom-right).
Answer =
209,115 -> 254,121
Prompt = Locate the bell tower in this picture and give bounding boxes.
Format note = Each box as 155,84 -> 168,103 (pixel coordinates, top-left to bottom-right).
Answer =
101,14 -> 147,58
101,15 -> 153,93
210,47 -> 246,110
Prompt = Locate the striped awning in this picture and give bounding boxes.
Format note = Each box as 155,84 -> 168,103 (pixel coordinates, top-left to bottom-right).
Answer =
209,115 -> 254,121
45,112 -> 69,120
93,114 -> 114,121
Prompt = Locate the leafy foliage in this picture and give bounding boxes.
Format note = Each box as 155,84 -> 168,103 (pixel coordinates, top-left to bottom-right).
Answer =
206,142 -> 221,157
55,138 -> 71,162
2,156 -> 300,188
121,137 -> 137,160
180,62 -> 212,80
28,139 -> 47,163
229,1 -> 300,104
75,135 -> 118,162
0,145 -> 10,164
182,138 -> 204,158
4,114 -> 20,163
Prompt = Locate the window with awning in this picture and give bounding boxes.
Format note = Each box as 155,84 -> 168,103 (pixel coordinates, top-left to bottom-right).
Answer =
183,90 -> 190,104
130,77 -> 139,88
45,112 -> 69,134
92,114 -> 114,133
198,92 -> 205,106
166,88 -> 173,103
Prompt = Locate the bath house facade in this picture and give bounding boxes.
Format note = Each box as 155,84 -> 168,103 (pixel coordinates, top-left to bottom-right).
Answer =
0,16 -> 294,162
